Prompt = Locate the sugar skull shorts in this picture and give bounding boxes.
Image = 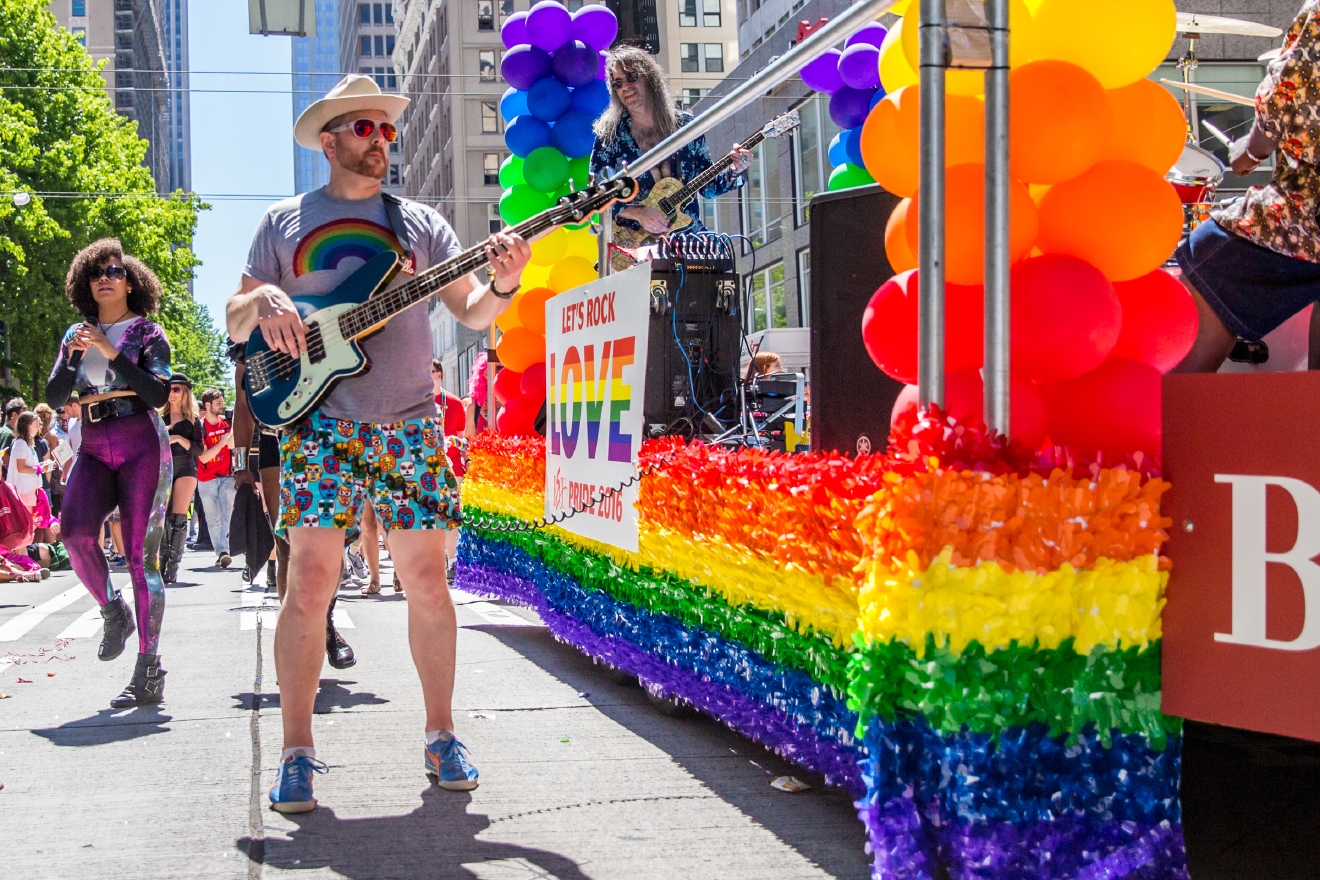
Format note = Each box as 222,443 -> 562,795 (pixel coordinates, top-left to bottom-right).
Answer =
277,410 -> 462,535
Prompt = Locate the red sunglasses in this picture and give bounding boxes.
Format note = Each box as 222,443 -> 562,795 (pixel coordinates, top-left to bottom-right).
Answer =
327,118 -> 398,143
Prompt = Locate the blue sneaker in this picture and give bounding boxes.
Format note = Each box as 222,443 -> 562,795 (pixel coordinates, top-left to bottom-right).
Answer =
269,755 -> 328,813
424,736 -> 479,790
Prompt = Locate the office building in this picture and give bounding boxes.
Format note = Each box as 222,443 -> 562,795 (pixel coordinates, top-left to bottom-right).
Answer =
159,0 -> 189,192
291,0 -> 343,194
48,0 -> 175,193
339,0 -> 406,197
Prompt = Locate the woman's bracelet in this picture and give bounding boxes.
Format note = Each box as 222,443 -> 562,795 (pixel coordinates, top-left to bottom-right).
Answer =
233,448 -> 248,471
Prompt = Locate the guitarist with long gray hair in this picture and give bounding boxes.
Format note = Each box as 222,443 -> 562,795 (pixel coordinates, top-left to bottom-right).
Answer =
225,75 -> 530,813
591,46 -> 751,245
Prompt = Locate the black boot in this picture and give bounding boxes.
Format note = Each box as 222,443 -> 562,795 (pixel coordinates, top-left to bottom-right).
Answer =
162,513 -> 188,584
97,596 -> 136,662
326,597 -> 355,669
110,653 -> 166,708
266,558 -> 277,590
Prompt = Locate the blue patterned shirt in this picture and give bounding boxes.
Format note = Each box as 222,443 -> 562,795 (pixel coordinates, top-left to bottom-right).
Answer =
589,110 -> 745,232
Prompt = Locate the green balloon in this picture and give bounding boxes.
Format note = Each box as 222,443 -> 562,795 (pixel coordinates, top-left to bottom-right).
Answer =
522,146 -> 570,193
827,163 -> 875,191
567,156 -> 591,191
498,155 -> 525,190
499,184 -> 553,225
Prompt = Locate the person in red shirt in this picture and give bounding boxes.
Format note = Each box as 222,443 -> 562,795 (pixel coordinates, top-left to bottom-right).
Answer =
431,360 -> 465,582
196,389 -> 236,569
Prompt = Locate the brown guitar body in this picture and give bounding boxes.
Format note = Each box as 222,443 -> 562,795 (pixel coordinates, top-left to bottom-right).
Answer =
612,176 -> 694,251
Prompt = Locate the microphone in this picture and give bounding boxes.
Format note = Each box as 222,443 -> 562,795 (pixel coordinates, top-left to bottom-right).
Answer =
64,317 -> 94,372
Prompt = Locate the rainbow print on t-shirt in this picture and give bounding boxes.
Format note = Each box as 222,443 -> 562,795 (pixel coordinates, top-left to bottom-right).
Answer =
292,218 -> 403,277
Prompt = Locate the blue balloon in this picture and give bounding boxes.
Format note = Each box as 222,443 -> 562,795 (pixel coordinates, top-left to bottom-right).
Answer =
827,132 -> 847,168
505,115 -> 553,158
527,77 -> 572,122
549,110 -> 596,159
500,87 -> 529,123
842,126 -> 865,168
569,79 -> 610,117
870,87 -> 886,109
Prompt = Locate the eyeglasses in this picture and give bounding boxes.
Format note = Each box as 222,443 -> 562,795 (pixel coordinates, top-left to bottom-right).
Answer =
90,265 -> 128,282
327,118 -> 398,142
609,71 -> 640,92
170,385 -> 186,393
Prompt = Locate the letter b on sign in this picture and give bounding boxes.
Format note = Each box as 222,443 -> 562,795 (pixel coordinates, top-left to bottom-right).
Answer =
1215,475 -> 1320,651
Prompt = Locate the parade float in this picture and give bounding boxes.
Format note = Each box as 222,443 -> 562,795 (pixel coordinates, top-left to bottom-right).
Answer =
456,0 -> 1220,876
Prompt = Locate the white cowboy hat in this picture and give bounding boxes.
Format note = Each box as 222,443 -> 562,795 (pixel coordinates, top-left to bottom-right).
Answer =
293,74 -> 410,150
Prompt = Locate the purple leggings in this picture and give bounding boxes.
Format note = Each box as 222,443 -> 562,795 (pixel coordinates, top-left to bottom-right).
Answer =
63,411 -> 172,654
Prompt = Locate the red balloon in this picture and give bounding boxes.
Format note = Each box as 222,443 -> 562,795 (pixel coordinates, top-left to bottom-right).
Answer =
1111,269 -> 1199,373
493,367 -> 524,405
496,397 -> 537,436
862,269 -> 986,384
1011,254 -> 1122,383
1041,357 -> 1162,459
520,362 -> 548,405
891,368 -> 1048,448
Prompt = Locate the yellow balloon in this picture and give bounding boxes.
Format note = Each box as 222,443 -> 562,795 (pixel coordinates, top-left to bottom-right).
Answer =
521,262 -> 551,290
891,0 -> 912,15
548,255 -> 596,293
529,228 -> 568,266
880,19 -> 918,94
1032,0 -> 1176,89
564,226 -> 600,261
902,0 -> 1035,94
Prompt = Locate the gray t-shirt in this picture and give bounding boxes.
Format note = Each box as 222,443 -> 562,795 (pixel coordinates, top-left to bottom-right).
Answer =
243,188 -> 463,425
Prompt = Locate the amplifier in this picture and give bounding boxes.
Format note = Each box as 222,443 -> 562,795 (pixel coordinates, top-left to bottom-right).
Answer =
809,184 -> 907,456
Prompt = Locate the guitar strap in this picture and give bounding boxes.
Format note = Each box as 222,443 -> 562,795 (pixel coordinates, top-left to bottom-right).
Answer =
381,192 -> 416,275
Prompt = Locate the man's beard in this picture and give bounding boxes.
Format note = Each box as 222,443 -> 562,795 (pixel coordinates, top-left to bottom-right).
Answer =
343,147 -> 388,179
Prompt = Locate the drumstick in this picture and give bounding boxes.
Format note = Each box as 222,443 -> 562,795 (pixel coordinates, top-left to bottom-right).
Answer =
1160,78 -> 1256,108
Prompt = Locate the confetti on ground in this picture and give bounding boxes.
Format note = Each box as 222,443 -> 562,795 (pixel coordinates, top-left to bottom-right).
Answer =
16,678 -> 32,684
770,776 -> 811,793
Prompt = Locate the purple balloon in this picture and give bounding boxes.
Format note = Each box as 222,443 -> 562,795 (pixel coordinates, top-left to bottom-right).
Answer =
846,22 -> 889,49
801,49 -> 843,94
551,40 -> 599,88
838,43 -> 880,90
528,0 -> 573,52
501,11 -> 529,49
829,86 -> 874,129
501,45 -> 552,91
571,4 -> 619,51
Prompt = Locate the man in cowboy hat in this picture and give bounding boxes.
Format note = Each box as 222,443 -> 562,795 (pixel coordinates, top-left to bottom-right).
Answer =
226,75 -> 531,813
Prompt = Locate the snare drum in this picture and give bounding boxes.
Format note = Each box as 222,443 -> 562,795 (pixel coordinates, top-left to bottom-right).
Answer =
1167,143 -> 1226,229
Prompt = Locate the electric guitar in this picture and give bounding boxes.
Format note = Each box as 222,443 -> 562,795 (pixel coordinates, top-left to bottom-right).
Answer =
612,109 -> 801,251
243,177 -> 637,428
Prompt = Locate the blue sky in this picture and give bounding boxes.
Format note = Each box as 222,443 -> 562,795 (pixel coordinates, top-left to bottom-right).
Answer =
188,0 -> 293,330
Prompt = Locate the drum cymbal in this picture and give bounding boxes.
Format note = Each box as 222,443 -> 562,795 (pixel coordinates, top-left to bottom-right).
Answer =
1177,13 -> 1283,38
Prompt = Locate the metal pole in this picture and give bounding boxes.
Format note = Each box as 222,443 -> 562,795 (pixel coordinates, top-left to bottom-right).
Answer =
599,209 -> 612,278
917,0 -> 946,410
983,0 -> 1010,435
619,0 -> 899,181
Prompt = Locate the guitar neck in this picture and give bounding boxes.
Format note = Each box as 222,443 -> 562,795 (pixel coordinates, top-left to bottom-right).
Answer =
335,209 -> 564,340
668,130 -> 767,209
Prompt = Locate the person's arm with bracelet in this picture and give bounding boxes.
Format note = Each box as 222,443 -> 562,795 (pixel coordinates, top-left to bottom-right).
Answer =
229,360 -> 258,483
1233,12 -> 1320,176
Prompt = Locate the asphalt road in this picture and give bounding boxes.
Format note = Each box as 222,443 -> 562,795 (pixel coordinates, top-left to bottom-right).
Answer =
0,548 -> 869,879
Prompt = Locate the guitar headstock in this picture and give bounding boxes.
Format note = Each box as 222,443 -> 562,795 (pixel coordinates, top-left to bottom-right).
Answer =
762,110 -> 801,140
555,177 -> 639,223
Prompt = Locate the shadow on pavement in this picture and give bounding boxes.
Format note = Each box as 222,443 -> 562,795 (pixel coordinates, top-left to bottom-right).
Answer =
30,705 -> 173,746
230,679 -> 390,714
474,624 -> 870,880
238,787 -> 593,879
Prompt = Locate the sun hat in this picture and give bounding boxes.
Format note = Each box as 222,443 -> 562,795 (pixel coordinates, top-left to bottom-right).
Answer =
293,74 -> 410,150
168,373 -> 193,389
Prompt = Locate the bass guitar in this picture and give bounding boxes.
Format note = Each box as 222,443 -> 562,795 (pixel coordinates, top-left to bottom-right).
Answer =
244,177 -> 637,428
612,109 -> 800,251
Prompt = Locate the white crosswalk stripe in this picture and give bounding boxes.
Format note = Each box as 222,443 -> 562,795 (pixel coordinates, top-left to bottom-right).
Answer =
58,606 -> 105,640
0,586 -> 88,642
464,601 -> 543,627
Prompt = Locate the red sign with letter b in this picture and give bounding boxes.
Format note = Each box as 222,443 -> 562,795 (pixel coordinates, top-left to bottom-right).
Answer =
1163,372 -> 1320,742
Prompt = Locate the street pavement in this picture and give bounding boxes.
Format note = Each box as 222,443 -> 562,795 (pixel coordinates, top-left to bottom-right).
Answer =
0,548 -> 869,879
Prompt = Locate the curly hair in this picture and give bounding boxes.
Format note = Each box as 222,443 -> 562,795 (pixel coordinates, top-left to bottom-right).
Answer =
64,238 -> 163,319
593,46 -> 679,145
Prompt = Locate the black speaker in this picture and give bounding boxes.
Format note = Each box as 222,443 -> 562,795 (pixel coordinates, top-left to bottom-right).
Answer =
809,184 -> 906,456
643,264 -> 741,437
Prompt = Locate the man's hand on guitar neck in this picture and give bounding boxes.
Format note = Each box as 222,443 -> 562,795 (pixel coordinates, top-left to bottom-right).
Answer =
619,205 -> 672,235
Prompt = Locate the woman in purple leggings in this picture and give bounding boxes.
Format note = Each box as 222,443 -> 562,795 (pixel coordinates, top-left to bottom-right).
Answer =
45,239 -> 173,709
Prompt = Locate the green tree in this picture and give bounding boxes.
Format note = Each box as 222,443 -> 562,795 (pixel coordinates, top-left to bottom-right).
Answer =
0,0 -> 226,401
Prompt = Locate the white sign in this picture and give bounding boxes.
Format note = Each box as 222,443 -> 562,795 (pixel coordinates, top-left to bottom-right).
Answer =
543,263 -> 651,552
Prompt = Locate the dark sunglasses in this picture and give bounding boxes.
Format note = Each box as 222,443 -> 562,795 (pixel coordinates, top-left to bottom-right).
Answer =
327,118 -> 398,142
169,385 -> 186,393
609,71 -> 640,92
90,265 -> 128,282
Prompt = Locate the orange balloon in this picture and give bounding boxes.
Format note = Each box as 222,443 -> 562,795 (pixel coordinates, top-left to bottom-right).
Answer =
907,163 -> 1039,286
515,286 -> 555,335
495,326 -> 546,373
1009,60 -> 1111,184
1098,79 -> 1186,175
886,199 -> 917,272
862,94 -> 916,198
1037,160 -> 1184,282
893,87 -> 986,168
495,296 -> 523,332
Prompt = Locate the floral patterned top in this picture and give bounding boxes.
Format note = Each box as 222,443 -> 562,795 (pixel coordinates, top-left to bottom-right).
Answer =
1213,0 -> 1320,262
45,317 -> 173,410
589,110 -> 745,232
